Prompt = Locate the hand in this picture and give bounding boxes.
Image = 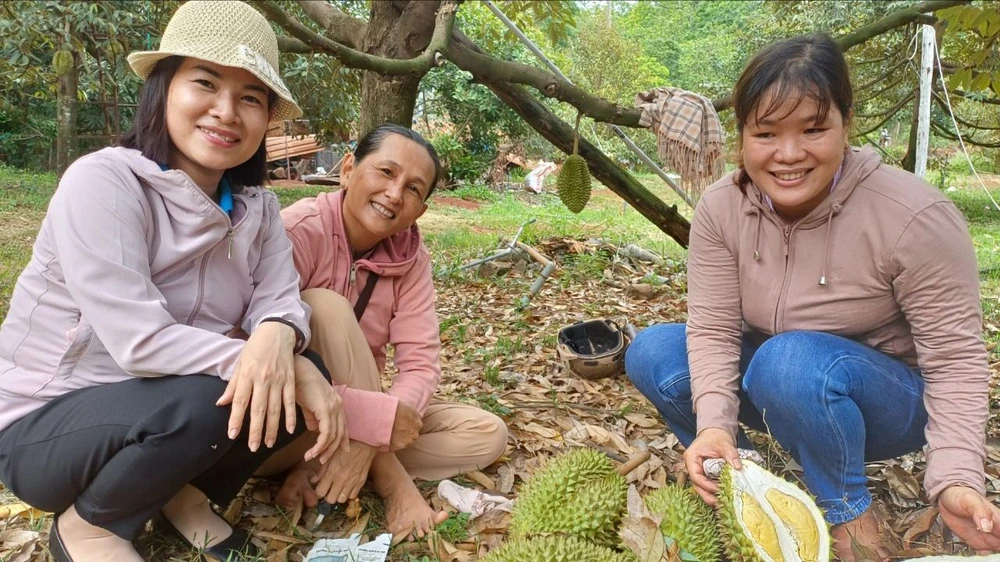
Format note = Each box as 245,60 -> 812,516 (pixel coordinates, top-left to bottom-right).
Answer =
683,428 -> 741,506
293,355 -> 348,464
312,441 -> 378,505
938,485 -> 1000,553
217,322 -> 297,451
389,402 -> 423,452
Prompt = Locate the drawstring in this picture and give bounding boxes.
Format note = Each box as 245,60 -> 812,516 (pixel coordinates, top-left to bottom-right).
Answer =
818,203 -> 841,286
753,210 -> 762,261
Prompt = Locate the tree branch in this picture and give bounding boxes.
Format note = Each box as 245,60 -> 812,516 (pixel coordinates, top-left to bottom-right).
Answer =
932,93 -> 1000,130
950,89 -> 1000,105
295,0 -> 364,49
836,0 -> 969,51
854,90 -> 915,120
443,39 -> 644,126
277,35 -> 312,54
853,93 -> 916,137
262,0 -> 457,75
931,122 -> 1000,148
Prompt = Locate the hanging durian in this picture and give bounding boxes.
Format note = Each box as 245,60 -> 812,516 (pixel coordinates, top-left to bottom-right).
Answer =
483,535 -> 636,562
510,448 -> 627,549
716,460 -> 831,562
644,484 -> 720,562
52,50 -> 73,76
557,112 -> 592,213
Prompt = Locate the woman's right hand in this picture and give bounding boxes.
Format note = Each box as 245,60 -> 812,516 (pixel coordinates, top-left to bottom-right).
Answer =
684,427 -> 741,505
293,355 -> 348,464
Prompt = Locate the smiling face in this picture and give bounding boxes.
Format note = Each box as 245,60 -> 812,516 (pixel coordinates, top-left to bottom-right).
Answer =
165,58 -> 271,191
741,89 -> 849,221
340,133 -> 436,253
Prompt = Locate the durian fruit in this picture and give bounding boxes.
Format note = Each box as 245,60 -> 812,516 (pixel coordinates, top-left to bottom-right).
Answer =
52,50 -> 73,76
644,484 -> 720,562
483,535 -> 636,562
557,112 -> 592,213
557,154 -> 591,213
510,449 -> 627,548
717,460 -> 831,562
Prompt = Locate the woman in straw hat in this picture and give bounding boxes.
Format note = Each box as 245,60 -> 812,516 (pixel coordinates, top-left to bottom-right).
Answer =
0,2 -> 347,561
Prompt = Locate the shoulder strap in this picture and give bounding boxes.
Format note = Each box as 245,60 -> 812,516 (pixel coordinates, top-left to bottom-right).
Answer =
354,272 -> 380,321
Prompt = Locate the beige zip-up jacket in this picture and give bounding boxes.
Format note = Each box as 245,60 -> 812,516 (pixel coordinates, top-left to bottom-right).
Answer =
688,146 -> 988,502
0,147 -> 309,434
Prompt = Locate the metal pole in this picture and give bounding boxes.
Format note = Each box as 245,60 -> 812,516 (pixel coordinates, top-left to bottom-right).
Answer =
915,24 -> 934,179
483,0 -> 693,209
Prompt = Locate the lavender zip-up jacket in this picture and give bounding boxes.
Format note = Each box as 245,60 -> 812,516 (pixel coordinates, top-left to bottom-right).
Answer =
0,147 -> 310,433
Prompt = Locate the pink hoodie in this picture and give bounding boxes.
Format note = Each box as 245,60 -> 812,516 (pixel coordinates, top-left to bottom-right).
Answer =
281,190 -> 440,450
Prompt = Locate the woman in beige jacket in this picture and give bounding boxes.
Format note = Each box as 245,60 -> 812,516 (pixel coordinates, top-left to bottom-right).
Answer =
0,3 -> 344,561
626,34 -> 999,560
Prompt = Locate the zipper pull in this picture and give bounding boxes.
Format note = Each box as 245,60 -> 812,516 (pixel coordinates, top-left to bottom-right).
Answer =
227,228 -> 234,260
350,263 -> 357,286
783,226 -> 791,258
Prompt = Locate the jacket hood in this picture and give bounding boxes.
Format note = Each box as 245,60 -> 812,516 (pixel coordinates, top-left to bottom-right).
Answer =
94,147 -> 262,221
746,145 -> 883,228
320,189 -> 425,278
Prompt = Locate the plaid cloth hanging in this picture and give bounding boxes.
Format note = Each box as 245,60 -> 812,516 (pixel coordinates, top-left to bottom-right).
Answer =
635,87 -> 725,201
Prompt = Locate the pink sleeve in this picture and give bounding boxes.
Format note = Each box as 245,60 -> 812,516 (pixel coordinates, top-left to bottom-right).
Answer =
386,250 -> 441,414
281,199 -> 321,291
686,195 -> 744,438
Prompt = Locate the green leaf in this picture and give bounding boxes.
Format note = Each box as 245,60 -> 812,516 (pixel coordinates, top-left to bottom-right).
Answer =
971,71 -> 992,92
992,77 -> 1000,98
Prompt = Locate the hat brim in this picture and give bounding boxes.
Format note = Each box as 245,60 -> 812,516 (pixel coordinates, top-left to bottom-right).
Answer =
127,51 -> 303,122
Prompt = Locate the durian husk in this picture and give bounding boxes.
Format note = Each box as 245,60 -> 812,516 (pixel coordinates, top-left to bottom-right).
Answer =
716,460 -> 832,562
483,535 -> 637,562
52,50 -> 73,76
557,154 -> 591,213
510,449 -> 627,548
644,484 -> 721,562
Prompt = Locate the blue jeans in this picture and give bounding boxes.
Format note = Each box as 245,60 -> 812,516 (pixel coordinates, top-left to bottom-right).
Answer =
625,323 -> 928,524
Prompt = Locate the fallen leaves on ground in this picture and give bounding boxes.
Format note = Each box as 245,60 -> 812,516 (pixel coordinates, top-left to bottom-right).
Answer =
1,237 -> 998,561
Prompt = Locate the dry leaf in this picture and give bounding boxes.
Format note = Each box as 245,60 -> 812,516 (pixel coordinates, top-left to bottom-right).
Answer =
902,507 -> 938,548
0,503 -> 44,520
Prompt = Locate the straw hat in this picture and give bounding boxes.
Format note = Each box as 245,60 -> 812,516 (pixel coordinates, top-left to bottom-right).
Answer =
127,0 -> 302,122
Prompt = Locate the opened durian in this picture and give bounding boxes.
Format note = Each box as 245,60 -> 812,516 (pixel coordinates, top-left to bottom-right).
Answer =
557,154 -> 591,213
644,484 -> 720,562
717,460 -> 831,562
510,448 -> 627,548
483,535 -> 636,562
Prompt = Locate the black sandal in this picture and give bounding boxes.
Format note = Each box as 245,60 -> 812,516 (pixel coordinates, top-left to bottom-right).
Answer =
154,512 -> 260,561
48,516 -> 73,562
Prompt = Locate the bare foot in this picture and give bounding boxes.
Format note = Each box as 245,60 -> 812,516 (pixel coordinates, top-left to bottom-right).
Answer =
161,485 -> 232,549
382,479 -> 448,541
831,506 -> 892,561
274,460 -> 320,512
56,503 -> 144,562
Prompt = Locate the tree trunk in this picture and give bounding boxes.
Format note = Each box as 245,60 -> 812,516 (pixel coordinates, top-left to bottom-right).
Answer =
56,50 -> 80,176
356,0 -> 439,138
902,87 -> 920,172
359,72 -> 421,136
486,80 -> 691,247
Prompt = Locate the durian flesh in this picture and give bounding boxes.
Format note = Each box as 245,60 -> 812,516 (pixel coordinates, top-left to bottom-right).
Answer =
718,461 -> 831,562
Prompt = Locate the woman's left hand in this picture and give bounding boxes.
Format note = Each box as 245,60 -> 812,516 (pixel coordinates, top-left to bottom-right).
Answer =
217,321 -> 297,451
938,485 -> 1000,553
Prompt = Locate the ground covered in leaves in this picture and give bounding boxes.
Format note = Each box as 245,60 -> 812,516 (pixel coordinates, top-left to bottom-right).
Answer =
2,184 -> 1000,561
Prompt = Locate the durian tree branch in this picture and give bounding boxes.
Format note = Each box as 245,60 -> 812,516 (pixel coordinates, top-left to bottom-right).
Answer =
295,0 -> 364,49
260,0 -> 458,75
467,59 -> 691,246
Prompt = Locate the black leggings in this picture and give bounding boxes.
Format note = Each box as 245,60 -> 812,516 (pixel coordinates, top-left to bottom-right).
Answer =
0,350 -> 329,539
